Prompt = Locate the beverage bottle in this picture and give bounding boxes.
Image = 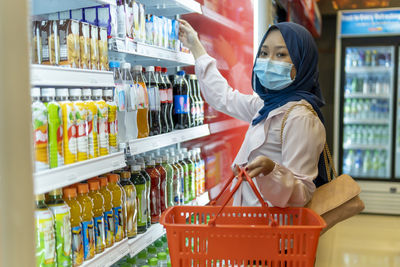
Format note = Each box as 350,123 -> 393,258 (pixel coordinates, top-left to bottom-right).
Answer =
190,149 -> 200,197
371,50 -> 378,67
137,250 -> 148,266
103,89 -> 118,153
162,67 -> 174,131
137,157 -> 152,227
155,157 -> 167,213
379,150 -> 388,177
350,99 -> 357,119
173,71 -> 191,129
177,152 -> 190,203
69,89 -> 88,162
168,154 -> 181,206
354,150 -> 363,177
184,151 -> 196,201
145,159 -> 161,223
345,48 -> 351,69
31,87 -> 49,171
161,236 -> 168,250
174,154 -> 185,204
187,75 -> 199,127
130,164 -> 148,234
145,66 -> 161,136
98,177 -> 114,248
155,66 -> 169,133
161,154 -> 174,208
343,99 -> 350,120
131,65 -> 150,138
82,89 -> 99,159
76,183 -> 95,260
120,171 -> 138,239
110,61 -> 127,143
87,181 -> 106,254
63,187 -> 84,267
92,89 -> 110,156
106,173 -> 126,242
355,99 -> 363,120
157,252 -> 168,267
372,150 -> 380,176
35,194 -> 56,267
154,240 -> 164,253
363,150 -> 373,177
343,149 -> 354,175
147,246 -> 158,258
198,148 -> 206,193
41,88 -> 64,168
148,258 -> 158,267
351,77 -> 357,93
122,62 -> 139,140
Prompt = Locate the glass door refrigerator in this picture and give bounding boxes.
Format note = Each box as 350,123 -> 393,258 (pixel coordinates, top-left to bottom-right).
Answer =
335,9 -> 400,215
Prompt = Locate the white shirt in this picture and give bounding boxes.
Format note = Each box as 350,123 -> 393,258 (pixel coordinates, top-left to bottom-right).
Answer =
195,54 -> 326,207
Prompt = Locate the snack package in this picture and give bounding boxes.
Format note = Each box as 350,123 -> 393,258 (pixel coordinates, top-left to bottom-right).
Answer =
41,20 -> 60,65
156,16 -> 163,47
40,21 -> 51,64
98,27 -> 109,71
84,7 -> 98,25
138,3 -> 146,42
90,24 -> 100,70
132,1 -> 139,40
79,22 -> 91,69
32,21 -> 42,64
97,5 -> 118,38
153,16 -> 159,47
59,11 -> 70,20
162,16 -> 168,49
116,0 -> 126,38
70,9 -> 84,21
59,20 -> 80,68
173,19 -> 180,51
145,14 -> 154,45
125,0 -> 134,39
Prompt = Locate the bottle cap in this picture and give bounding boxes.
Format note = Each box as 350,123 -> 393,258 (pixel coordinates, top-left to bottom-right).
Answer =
161,236 -> 167,243
145,66 -> 155,72
132,165 -> 141,171
189,74 -> 197,80
49,188 -> 62,196
56,88 -> 69,97
157,252 -> 167,260
87,177 -> 99,183
107,173 -> 120,183
98,177 -> 108,187
167,262 -> 171,267
162,67 -> 168,73
122,62 -> 131,69
154,240 -> 163,248
155,66 -> 162,72
177,70 -> 185,76
63,187 -> 77,198
41,88 -> 56,97
35,194 -> 45,201
31,87 -> 41,97
69,88 -> 82,97
121,171 -> 131,179
162,154 -> 169,162
148,258 -> 158,266
88,180 -> 100,191
138,250 -> 147,259
109,61 -> 120,68
155,157 -> 162,164
132,65 -> 143,71
126,257 -> 137,264
77,183 -> 89,194
82,88 -> 92,97
103,89 -> 113,97
92,89 -> 103,97
147,246 -> 157,254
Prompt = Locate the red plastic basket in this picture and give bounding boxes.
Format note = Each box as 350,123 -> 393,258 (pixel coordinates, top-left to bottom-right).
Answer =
160,168 -> 326,267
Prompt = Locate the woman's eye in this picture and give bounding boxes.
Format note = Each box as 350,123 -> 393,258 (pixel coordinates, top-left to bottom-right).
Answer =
277,52 -> 287,58
260,51 -> 268,57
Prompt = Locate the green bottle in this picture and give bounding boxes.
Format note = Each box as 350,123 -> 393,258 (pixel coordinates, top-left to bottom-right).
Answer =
137,157 -> 152,227
184,151 -> 196,201
161,154 -> 174,208
131,164 -> 148,234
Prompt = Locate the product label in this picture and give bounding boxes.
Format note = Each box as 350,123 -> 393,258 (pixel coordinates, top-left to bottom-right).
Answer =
159,89 -> 168,103
71,225 -> 84,266
135,184 -> 147,227
127,84 -> 138,111
48,204 -> 71,266
167,88 -> 173,103
81,220 -> 95,260
174,95 -> 189,114
103,210 -> 114,247
73,101 -> 88,161
107,102 -> 118,153
93,215 -> 105,253
136,82 -> 149,109
147,86 -> 160,111
35,209 -> 56,267
59,101 -> 77,165
123,185 -> 137,238
113,206 -> 124,241
96,100 -> 109,156
32,101 -> 49,171
85,101 -> 99,159
115,83 -> 126,112
44,102 -> 64,169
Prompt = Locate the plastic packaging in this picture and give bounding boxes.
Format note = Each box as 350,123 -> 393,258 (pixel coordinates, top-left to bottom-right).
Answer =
173,71 -> 191,129
93,89 -> 109,156
69,88 -> 88,162
82,89 -> 99,159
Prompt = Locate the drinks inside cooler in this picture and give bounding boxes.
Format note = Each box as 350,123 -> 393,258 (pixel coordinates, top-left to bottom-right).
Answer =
395,46 -> 400,178
342,46 -> 394,179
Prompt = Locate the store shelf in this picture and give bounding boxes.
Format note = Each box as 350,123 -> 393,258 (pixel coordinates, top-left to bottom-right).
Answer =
343,118 -> 389,125
128,223 -> 165,257
129,124 -> 210,155
82,239 -> 130,267
343,144 -> 388,150
138,0 -> 202,16
184,192 -> 210,206
34,152 -> 126,194
31,65 -> 115,87
344,93 -> 390,99
345,66 -> 391,74
32,0 -> 115,16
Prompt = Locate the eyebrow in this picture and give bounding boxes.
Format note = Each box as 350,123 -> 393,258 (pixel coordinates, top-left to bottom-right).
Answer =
262,45 -> 287,49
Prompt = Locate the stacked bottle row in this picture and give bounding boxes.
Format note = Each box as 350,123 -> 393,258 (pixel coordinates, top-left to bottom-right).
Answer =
345,48 -> 391,68
343,99 -> 390,120
343,125 -> 390,146
342,149 -> 388,178
112,236 -> 171,267
31,87 -> 118,172
344,75 -> 390,95
111,61 -> 204,143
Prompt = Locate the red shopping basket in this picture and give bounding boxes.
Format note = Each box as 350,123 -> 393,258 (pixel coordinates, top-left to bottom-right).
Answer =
160,168 -> 326,267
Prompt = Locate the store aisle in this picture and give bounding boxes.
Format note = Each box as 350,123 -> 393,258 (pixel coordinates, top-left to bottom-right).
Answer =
315,214 -> 400,267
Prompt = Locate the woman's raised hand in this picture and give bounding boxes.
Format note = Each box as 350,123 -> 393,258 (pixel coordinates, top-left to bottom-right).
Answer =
245,156 -> 275,178
178,19 -> 206,59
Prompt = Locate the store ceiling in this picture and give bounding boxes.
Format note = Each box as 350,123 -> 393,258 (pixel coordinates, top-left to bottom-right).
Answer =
317,0 -> 400,15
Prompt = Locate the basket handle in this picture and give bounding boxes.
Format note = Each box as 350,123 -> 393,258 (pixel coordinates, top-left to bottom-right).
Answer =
208,168 -> 277,226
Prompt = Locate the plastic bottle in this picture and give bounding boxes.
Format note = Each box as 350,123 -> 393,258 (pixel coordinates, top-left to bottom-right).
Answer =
173,154 -> 185,205
131,164 -> 148,234
354,150 -> 363,177
157,252 -> 168,267
343,149 -> 354,175
154,240 -> 164,254
103,89 -> 118,153
161,154 -> 174,208
35,194 -> 56,267
145,159 -> 161,223
173,71 -> 191,129
168,153 -> 180,206
137,250 -> 148,266
122,62 -> 139,140
76,183 -> 95,260
88,180 -> 106,254
155,157 -> 167,213
110,61 -> 127,143
120,171 -> 138,239
137,157 -> 152,227
177,152 -> 190,203
155,66 -> 169,133
42,88 -> 64,168
31,87 -> 49,171
132,65 -> 150,138
197,148 -> 205,195
82,89 -> 99,159
161,236 -> 168,250
148,257 -> 158,266
92,89 -> 109,156
126,256 -> 137,267
63,187 -> 84,267
147,246 -> 158,259
191,149 -> 200,197
161,67 -> 174,131
362,150 -> 373,177
97,177 -> 114,248
69,89 -> 88,162
187,74 -> 198,127
145,66 -> 161,136
107,173 -> 126,242
183,151 -> 195,201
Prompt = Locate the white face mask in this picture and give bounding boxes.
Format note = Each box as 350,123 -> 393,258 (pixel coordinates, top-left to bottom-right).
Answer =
254,58 -> 294,90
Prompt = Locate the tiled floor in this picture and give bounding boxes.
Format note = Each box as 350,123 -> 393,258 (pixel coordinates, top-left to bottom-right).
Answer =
315,214 -> 400,267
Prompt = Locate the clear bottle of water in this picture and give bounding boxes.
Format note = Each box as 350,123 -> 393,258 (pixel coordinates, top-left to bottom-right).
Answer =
344,99 -> 351,119
362,150 -> 372,177
351,99 -> 358,119
157,252 -> 168,267
354,150 -> 363,177
355,126 -> 362,145
350,125 -> 356,145
343,149 -> 355,174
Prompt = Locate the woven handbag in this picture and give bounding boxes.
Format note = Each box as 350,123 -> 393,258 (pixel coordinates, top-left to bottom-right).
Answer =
281,102 -> 365,235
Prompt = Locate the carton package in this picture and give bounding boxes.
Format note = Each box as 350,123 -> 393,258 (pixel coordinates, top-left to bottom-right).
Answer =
90,24 -> 100,70
98,27 -> 109,71
79,22 -> 91,69
58,19 -> 80,68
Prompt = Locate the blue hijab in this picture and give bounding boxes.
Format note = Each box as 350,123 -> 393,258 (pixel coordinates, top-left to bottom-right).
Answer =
252,22 -> 328,187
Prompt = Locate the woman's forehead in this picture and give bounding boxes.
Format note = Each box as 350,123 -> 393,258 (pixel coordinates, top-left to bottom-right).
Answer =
262,30 -> 287,48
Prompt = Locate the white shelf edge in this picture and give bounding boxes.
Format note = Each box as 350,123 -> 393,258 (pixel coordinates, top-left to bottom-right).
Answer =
129,124 -> 210,155
343,119 -> 389,125
32,0 -> 115,16
345,66 -> 392,73
82,238 -> 130,267
34,152 -> 126,194
344,93 -> 390,99
31,65 -> 115,87
343,144 -> 388,150
128,223 -> 166,257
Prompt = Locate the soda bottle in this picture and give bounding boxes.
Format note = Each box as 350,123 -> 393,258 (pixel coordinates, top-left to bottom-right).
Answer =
168,153 -> 181,206
131,65 -> 150,138
145,159 -> 161,223
130,164 -> 148,234
106,174 -> 126,242
137,158 -> 151,227
76,183 -> 95,260
173,71 -> 191,129
42,88 -> 64,169
87,180 -> 106,254
35,194 -> 56,267
161,67 -> 174,131
110,61 -> 127,143
92,89 -> 109,156
155,157 -> 167,213
184,151 -> 196,201
161,154 -> 174,208
98,177 -> 114,248
177,152 -> 190,204
194,148 -> 204,195
119,171 -> 138,239
190,149 -> 201,197
69,89 -> 88,162
187,74 -> 198,127
82,89 -> 99,159
145,66 -> 161,136
31,87 -> 49,171
122,62 -> 139,140
155,66 -> 169,133
103,89 -> 118,153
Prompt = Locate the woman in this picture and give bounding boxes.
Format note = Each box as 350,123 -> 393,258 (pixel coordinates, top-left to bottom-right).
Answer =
179,20 -> 328,207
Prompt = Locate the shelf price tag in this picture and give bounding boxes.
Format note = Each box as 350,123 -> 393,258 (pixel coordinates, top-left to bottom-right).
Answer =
116,39 -> 125,51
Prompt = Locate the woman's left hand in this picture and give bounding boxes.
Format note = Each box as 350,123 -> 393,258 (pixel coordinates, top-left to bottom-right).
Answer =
245,156 -> 275,178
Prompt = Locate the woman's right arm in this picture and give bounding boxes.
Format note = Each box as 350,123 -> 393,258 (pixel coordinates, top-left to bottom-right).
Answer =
179,20 -> 262,123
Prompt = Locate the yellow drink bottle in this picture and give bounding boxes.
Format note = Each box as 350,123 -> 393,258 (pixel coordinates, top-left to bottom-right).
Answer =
103,89 -> 118,153
88,180 -> 105,254
69,89 -> 88,162
82,89 -> 99,159
92,89 -> 109,156
119,171 -> 137,239
98,177 -> 114,248
76,183 -> 95,260
107,174 -> 125,242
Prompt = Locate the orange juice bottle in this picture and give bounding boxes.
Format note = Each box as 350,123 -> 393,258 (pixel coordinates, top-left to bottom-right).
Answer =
76,183 -> 95,260
82,89 -> 99,159
119,171 -> 137,239
132,65 -> 150,138
69,89 -> 88,162
88,181 -> 105,254
92,89 -> 109,156
107,174 -> 125,242
98,177 -> 114,248
103,89 -> 118,153
63,187 -> 84,267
